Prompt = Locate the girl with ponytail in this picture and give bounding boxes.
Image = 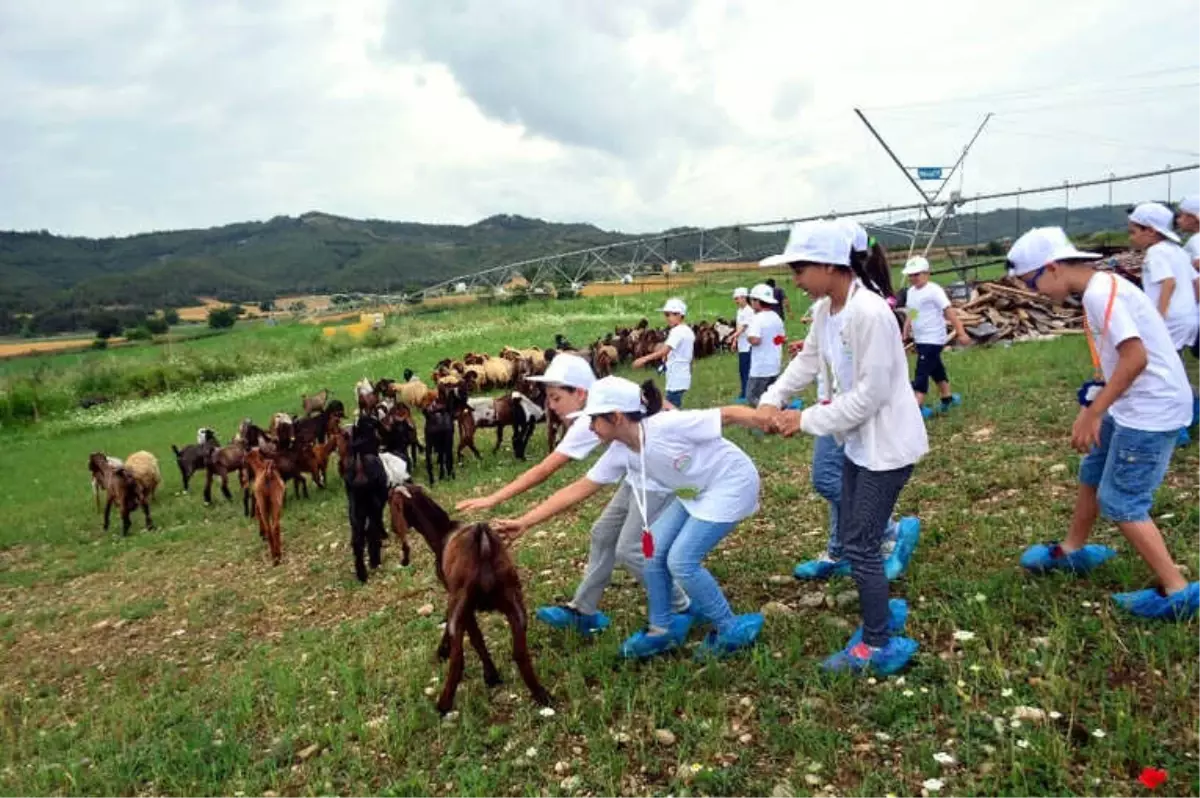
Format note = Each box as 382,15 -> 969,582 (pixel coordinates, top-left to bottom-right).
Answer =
754,219 -> 928,676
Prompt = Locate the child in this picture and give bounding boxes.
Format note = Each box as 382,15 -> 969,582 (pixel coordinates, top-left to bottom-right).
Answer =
1129,202 -> 1200,444
1006,226 -> 1198,619
744,283 -> 786,407
495,377 -> 770,660
731,287 -> 754,403
1175,194 -> 1200,361
900,256 -> 971,418
633,297 -> 694,408
457,354 -> 689,634
756,219 -> 927,674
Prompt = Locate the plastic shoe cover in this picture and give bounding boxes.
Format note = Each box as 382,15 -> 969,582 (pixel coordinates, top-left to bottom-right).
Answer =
1112,582 -> 1199,620
793,556 -> 851,581
1020,541 -> 1116,574
694,613 -> 765,659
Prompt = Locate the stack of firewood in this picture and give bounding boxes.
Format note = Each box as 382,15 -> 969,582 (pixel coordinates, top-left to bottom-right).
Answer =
947,277 -> 1086,344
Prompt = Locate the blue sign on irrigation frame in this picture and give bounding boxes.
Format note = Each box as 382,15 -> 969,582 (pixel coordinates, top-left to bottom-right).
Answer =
916,167 -> 943,180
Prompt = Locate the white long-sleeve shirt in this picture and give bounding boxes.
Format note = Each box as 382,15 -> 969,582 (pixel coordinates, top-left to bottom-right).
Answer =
760,285 -> 929,471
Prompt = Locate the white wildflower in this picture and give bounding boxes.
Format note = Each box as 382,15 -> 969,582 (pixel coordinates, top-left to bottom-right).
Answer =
903,690 -> 915,697
1049,711 -> 1063,720
1092,729 -> 1106,739
952,630 -> 976,642
922,778 -> 944,792
1016,739 -> 1030,749
933,752 -> 956,766
1001,688 -> 1014,698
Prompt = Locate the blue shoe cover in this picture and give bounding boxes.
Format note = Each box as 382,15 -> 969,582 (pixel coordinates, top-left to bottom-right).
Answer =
620,614 -> 692,660
536,605 -> 611,635
847,599 -> 910,648
885,517 -> 921,581
1020,541 -> 1116,574
821,636 -> 919,676
694,613 -> 765,659
1112,582 -> 1199,620
793,556 -> 851,581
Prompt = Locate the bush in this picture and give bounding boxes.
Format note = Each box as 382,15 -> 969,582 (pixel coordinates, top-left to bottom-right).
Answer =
124,326 -> 152,341
207,307 -> 237,329
230,303 -> 246,317
90,339 -> 108,350
258,299 -> 275,312
162,308 -> 180,325
88,312 -> 123,339
144,316 -> 170,335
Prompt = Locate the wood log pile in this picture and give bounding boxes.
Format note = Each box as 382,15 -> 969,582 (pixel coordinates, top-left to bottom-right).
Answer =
949,277 -> 1087,344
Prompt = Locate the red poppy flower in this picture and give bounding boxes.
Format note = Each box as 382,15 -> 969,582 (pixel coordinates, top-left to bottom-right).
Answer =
773,334 -> 786,346
1138,768 -> 1167,790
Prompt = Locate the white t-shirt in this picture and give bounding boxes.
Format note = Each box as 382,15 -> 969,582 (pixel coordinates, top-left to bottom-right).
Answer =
554,417 -> 601,461
1185,234 -> 1200,266
746,310 -> 785,378
1141,241 -> 1199,349
1083,272 -> 1192,432
586,409 -> 759,523
735,305 -> 755,354
664,324 -> 695,392
903,282 -> 951,345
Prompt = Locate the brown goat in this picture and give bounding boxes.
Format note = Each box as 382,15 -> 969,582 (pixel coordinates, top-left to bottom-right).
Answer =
302,388 -> 330,416
89,452 -> 153,535
398,484 -> 550,714
245,449 -> 285,564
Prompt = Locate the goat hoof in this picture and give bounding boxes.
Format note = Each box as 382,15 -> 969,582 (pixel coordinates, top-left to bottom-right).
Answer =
436,699 -> 455,716
484,671 -> 503,688
532,689 -> 553,707
436,644 -> 451,661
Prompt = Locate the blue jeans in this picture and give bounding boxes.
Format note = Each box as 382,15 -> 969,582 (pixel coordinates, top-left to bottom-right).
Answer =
1079,414 -> 1177,522
738,351 -> 751,398
812,435 -> 899,558
666,390 -> 686,408
645,499 -> 736,634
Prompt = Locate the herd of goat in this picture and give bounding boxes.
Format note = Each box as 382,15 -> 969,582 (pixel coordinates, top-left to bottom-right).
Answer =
82,315 -> 737,711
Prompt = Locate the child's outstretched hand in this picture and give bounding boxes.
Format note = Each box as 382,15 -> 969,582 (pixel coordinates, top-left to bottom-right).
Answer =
457,495 -> 497,513
774,409 -> 803,438
491,518 -> 526,543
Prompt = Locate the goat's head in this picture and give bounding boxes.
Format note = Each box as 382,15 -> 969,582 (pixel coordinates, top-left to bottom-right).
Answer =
197,427 -> 218,446
402,368 -> 415,381
87,452 -> 109,477
398,484 -> 454,548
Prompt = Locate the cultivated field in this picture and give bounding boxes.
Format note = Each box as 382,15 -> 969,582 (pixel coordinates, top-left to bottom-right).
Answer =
0,271 -> 1196,797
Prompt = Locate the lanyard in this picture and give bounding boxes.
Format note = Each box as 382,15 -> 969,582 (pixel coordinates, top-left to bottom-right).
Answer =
1083,276 -> 1118,381
629,424 -> 655,558
822,281 -> 860,399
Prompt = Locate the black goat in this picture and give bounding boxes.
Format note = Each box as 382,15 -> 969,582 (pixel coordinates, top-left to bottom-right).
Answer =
424,399 -> 456,484
172,427 -> 219,494
343,416 -> 389,583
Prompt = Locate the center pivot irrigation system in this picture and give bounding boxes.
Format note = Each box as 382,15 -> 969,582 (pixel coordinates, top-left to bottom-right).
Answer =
401,110 -> 1197,302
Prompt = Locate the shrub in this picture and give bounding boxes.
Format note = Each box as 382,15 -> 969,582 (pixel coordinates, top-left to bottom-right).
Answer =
124,326 -> 152,341
144,317 -> 170,335
89,312 -> 123,339
258,299 -> 275,312
162,308 -> 180,325
207,307 -> 237,329
90,339 -> 108,350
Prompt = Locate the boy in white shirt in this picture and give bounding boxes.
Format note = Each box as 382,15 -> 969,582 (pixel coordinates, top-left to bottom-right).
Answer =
900,256 -> 971,418
744,283 -> 786,406
1130,202 -> 1200,444
634,297 -> 695,408
1175,194 -> 1200,361
730,288 -> 754,403
1006,227 -> 1197,620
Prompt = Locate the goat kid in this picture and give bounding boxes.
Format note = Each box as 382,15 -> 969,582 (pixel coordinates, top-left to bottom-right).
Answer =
398,484 -> 550,714
245,449 -> 285,565
171,427 -> 219,494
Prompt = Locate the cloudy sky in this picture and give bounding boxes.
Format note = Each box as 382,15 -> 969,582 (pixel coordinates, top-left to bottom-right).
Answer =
1,0 -> 1197,238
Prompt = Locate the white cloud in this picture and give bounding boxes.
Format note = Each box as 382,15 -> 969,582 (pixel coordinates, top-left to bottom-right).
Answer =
0,0 -> 1196,238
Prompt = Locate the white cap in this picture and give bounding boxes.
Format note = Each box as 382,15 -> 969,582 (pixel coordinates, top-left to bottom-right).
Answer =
759,220 -> 852,267
1129,202 -> 1181,243
525,353 -> 595,390
732,287 -> 749,299
840,219 -> 869,253
1178,195 -> 1199,217
1006,226 -> 1101,277
749,283 -> 778,304
902,256 -> 930,276
660,298 -> 687,316
567,376 -> 643,420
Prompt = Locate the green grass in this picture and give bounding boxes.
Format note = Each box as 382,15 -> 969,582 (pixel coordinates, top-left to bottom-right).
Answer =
0,270 -> 1196,796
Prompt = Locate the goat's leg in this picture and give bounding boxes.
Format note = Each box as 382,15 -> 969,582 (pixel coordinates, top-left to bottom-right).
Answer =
349,504 -> 369,583
270,509 -> 282,565
463,612 -> 502,687
493,425 -> 504,454
103,497 -> 114,531
203,467 -> 215,505
388,495 -> 411,567
121,508 -> 132,537
142,501 -> 154,531
178,464 -> 190,494
435,598 -> 468,715
436,611 -> 452,660
503,603 -> 551,706
367,508 -> 383,570
219,471 -> 232,502
426,444 -> 435,485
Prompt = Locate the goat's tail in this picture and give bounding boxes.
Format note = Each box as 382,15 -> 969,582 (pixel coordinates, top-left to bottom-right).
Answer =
171,444 -> 181,457
474,525 -> 497,594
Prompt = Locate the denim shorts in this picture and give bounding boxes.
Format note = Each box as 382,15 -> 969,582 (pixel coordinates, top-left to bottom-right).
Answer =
1079,414 -> 1178,522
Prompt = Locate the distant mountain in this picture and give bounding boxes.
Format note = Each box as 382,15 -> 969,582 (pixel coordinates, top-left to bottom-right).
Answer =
0,204 -> 1135,324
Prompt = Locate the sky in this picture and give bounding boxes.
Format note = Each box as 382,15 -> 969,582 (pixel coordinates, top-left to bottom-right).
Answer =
1,0 -> 1197,239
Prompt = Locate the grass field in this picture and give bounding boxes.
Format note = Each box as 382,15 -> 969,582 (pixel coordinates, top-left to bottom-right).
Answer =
0,269 -> 1196,797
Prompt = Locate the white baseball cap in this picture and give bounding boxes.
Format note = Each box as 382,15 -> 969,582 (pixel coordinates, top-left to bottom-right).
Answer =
749,283 -> 778,304
1177,195 -> 1199,217
526,353 -> 595,390
732,287 -> 749,299
567,376 -> 644,419
902,256 -> 930,276
1129,202 -> 1181,243
1006,226 -> 1100,277
759,220 -> 852,267
660,298 -> 687,316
